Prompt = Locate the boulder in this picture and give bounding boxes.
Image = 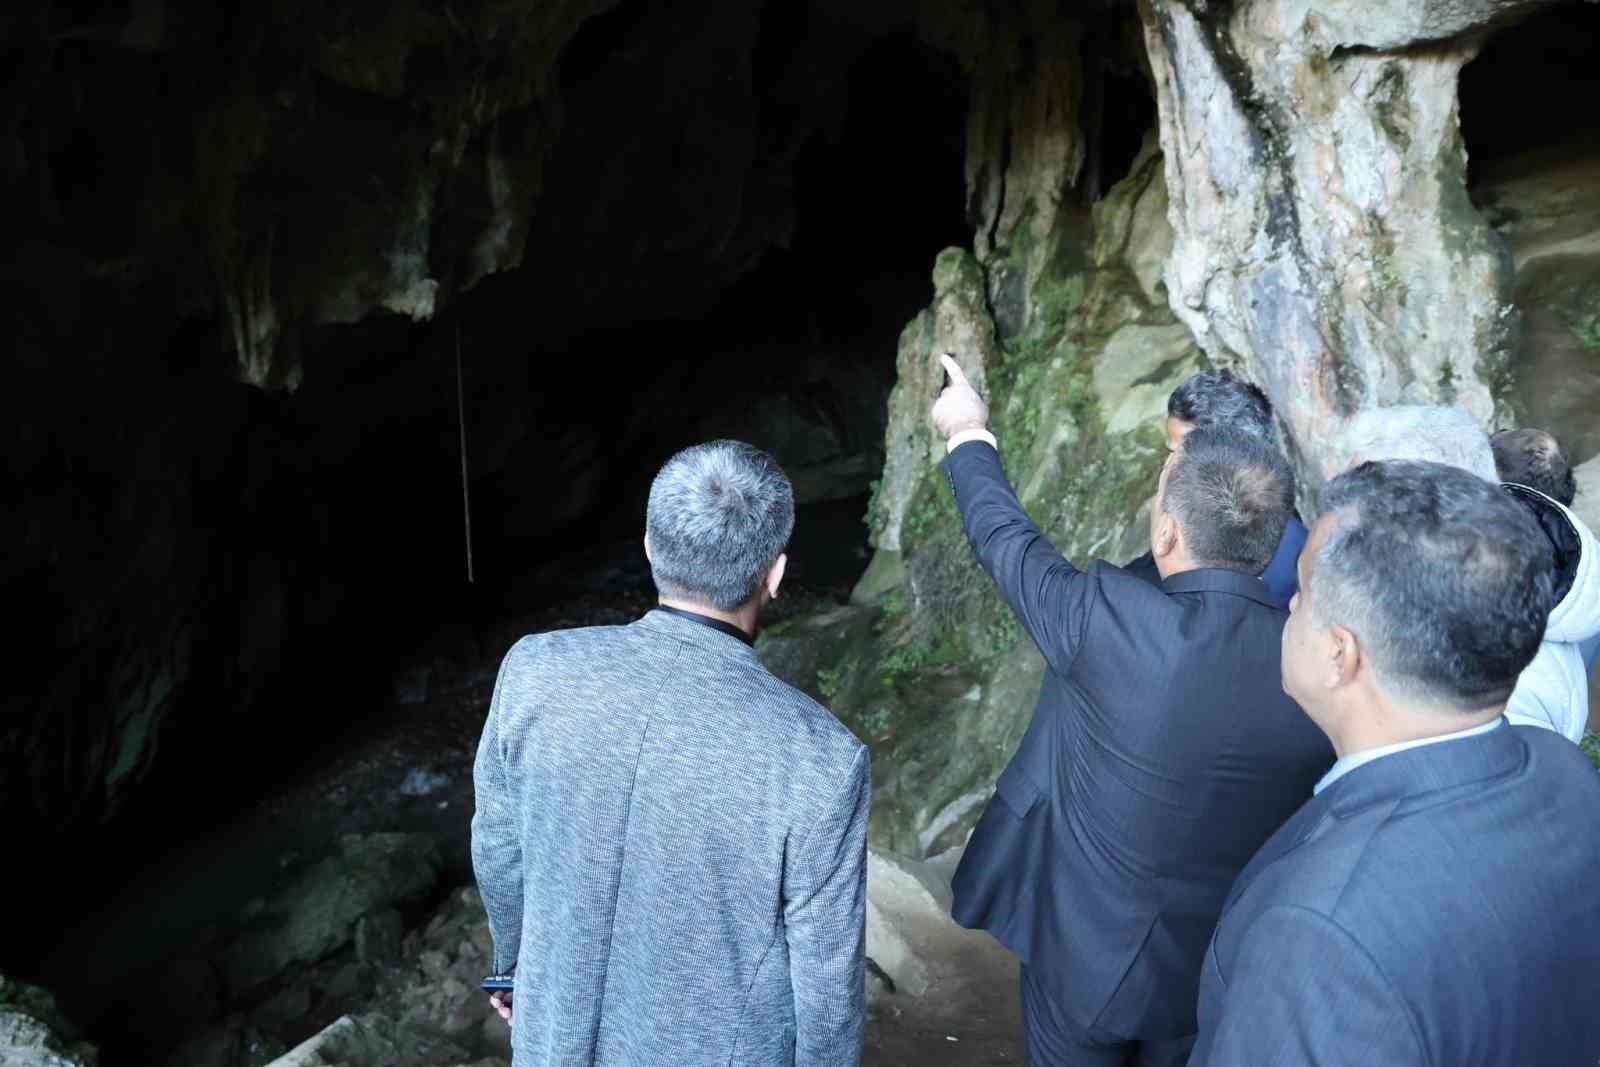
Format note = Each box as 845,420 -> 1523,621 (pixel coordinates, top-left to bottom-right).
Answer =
863,849 -> 1018,1026
220,834 -> 441,993
261,1014 -> 403,1067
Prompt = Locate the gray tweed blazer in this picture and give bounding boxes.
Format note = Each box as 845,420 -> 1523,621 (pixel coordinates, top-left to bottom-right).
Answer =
472,608 -> 869,1067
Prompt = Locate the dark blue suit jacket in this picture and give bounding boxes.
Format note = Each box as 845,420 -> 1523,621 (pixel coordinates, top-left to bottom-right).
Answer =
943,442 -> 1333,1039
1191,722 -> 1600,1066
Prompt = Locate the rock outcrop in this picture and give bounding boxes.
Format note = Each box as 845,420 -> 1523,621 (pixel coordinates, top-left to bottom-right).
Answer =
1135,0 -> 1564,491
221,833 -> 443,993
762,3 -> 1203,854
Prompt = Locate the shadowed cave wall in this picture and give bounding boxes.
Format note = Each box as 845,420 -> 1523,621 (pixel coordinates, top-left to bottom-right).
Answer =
3,0 -> 974,975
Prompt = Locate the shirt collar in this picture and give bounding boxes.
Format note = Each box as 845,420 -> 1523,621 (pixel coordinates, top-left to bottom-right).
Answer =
1159,566 -> 1280,608
652,604 -> 755,646
1314,716 -> 1505,794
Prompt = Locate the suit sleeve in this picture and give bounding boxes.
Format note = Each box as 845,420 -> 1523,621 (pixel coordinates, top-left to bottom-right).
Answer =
785,746 -> 871,1067
471,644 -> 526,975
942,439 -> 1093,673
1201,905 -> 1424,1067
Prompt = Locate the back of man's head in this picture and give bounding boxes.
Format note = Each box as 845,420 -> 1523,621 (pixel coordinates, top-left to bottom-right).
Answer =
1491,427 -> 1576,506
1312,460 -> 1553,711
646,440 -> 794,611
1167,369 -> 1275,440
1337,404 -> 1497,480
1164,426 -> 1296,574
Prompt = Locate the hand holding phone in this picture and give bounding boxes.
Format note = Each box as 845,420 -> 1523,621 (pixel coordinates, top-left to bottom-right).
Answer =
483,975 -> 514,1024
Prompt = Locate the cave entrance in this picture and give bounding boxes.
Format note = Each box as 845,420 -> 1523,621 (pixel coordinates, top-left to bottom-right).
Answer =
463,25 -> 972,622
1461,2 -> 1600,466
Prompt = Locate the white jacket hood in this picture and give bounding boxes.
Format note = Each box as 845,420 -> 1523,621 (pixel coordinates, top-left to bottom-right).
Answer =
1502,484 -> 1600,742
1543,499 -> 1600,643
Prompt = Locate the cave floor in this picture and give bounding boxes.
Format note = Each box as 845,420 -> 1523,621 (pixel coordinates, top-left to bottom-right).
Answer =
57,580 -> 1024,1065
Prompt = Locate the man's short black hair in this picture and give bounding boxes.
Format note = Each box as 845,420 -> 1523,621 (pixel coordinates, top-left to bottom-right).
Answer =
1314,460 -> 1553,711
1167,369 -> 1274,440
1164,426 -> 1296,574
1491,428 -> 1576,506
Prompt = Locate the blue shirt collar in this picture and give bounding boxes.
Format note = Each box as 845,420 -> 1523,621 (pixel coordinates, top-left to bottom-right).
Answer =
1314,716 -> 1506,795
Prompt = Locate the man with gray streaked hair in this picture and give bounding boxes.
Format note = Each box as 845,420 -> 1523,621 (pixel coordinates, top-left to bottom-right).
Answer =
646,439 -> 797,613
1335,406 -> 1597,740
472,440 -> 870,1067
1190,459 -> 1600,1066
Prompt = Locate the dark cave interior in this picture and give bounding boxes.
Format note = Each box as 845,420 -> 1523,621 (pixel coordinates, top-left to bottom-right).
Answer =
1458,0 -> 1600,178
4,0 -> 981,1030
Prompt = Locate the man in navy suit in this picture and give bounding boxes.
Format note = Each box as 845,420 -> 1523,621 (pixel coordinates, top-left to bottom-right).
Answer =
1191,459 -> 1600,1066
1124,369 -> 1307,609
931,355 -> 1333,1065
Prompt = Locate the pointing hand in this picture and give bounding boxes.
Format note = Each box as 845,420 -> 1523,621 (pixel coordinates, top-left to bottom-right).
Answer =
931,353 -> 990,440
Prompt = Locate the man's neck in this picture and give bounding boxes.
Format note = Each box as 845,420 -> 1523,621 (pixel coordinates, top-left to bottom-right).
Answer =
657,596 -> 758,638
1154,553 -> 1202,581
1326,693 -> 1504,759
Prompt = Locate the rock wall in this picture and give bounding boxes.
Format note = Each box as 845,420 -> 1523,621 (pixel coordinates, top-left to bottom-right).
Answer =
762,7 -> 1204,854
1135,0 -> 1553,490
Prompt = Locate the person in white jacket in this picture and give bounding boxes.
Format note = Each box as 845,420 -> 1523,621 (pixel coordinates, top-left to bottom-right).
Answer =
1492,428 -> 1600,740
1338,409 -> 1599,742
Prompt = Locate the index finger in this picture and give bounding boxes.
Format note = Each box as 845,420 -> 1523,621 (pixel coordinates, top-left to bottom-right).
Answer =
939,353 -> 972,389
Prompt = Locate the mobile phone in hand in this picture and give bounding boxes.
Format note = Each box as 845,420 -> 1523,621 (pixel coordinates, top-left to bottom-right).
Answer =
481,974 -> 514,993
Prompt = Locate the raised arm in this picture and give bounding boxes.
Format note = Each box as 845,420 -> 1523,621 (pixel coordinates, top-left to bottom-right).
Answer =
784,746 -> 871,1067
471,643 -> 527,977
933,354 -> 1093,672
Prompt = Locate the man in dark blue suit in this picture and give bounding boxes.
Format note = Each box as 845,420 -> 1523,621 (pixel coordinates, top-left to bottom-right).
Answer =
931,356 -> 1333,1065
1125,369 -> 1307,609
1191,460 -> 1600,1066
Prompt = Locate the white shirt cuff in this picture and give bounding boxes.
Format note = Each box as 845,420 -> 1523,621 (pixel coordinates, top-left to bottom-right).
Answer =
946,428 -> 998,454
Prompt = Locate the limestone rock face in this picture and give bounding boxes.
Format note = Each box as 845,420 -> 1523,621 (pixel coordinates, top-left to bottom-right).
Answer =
1137,0 -> 1559,486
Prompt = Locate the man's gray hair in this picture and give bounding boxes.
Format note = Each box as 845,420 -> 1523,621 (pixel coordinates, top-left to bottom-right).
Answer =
1310,460 -> 1552,711
1335,405 -> 1497,481
647,440 -> 795,611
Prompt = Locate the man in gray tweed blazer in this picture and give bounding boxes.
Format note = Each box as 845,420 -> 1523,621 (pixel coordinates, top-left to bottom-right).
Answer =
472,440 -> 870,1066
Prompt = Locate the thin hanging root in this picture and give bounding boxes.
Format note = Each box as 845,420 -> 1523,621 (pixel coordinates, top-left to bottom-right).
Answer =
457,323 -> 475,584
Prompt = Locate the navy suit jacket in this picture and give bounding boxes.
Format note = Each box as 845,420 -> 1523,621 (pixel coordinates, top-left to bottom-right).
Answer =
1126,515 -> 1307,610
944,442 -> 1333,1039
1191,722 -> 1600,1066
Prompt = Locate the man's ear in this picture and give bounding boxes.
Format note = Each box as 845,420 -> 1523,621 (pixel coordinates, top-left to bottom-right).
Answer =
766,553 -> 788,600
643,533 -> 653,565
1153,512 -> 1179,560
1326,624 -> 1363,690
